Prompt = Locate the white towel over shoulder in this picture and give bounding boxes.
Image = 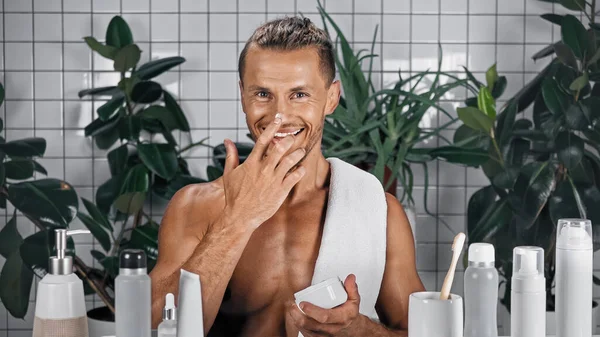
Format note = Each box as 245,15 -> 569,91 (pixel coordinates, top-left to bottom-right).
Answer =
307,157 -> 388,320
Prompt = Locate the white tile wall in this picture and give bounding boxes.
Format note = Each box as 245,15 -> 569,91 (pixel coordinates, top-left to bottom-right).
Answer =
0,0 -> 572,334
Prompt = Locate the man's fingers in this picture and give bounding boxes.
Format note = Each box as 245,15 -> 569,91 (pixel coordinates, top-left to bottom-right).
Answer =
287,301 -> 340,336
282,165 -> 306,189
249,114 -> 282,161
223,139 -> 239,175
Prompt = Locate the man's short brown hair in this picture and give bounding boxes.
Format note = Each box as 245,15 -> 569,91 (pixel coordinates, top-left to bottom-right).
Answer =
238,16 -> 336,86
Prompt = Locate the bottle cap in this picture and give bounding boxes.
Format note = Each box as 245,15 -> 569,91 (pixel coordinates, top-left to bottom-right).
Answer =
163,293 -> 176,321
119,249 -> 147,269
468,243 -> 495,264
512,246 -> 545,293
556,218 -> 593,250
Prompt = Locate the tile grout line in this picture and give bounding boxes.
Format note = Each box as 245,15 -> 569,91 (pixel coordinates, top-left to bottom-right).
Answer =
1,0 -> 5,329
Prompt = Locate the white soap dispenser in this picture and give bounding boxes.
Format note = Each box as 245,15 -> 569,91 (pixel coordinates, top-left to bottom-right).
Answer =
32,228 -> 91,337
555,218 -> 593,337
510,246 -> 546,337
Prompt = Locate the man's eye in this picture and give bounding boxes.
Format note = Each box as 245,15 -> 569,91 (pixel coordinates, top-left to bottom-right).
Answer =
257,91 -> 268,98
295,92 -> 307,98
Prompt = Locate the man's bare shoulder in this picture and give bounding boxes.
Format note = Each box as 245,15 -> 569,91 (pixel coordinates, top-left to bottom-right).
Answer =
383,192 -> 415,248
161,177 -> 226,234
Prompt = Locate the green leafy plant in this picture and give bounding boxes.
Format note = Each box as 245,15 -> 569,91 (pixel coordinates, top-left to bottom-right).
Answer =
0,81 -> 81,318
454,1 -> 600,311
0,15 -> 209,319
316,1 -> 487,208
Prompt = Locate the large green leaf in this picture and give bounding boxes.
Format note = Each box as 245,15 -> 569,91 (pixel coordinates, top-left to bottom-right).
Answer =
510,62 -> 555,113
105,15 -> 134,49
84,112 -> 123,137
140,118 -> 177,146
0,138 -> 46,157
429,146 -> 489,166
81,198 -> 112,232
131,81 -> 162,104
95,127 -> 120,150
163,90 -> 191,131
477,87 -> 496,119
556,131 -> 584,169
561,14 -> 589,59
113,44 -> 141,73
541,14 -> 564,25
5,159 -> 35,180
0,211 -> 21,259
453,124 -> 489,149
107,144 -> 128,176
549,180 -> 586,225
581,185 -> 600,225
20,230 -> 75,278
457,107 -> 494,132
497,103 -> 518,146
78,86 -> 120,99
512,162 -> 556,228
492,168 -> 520,190
118,115 -> 142,141
7,179 -> 79,228
554,42 -> 579,69
96,175 -> 122,214
467,185 -> 497,238
491,76 -> 507,99
560,0 -> 585,11
0,249 -> 33,319
83,37 -> 117,60
77,213 -> 111,252
469,199 -> 512,243
137,143 -> 178,180
506,138 -> 530,167
97,94 -> 125,121
542,78 -> 571,116
486,64 -> 498,91
569,73 -> 589,91
134,56 -> 186,81
114,164 -> 148,214
564,101 -> 590,130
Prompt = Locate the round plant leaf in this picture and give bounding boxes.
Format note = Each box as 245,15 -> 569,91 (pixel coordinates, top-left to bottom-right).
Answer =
81,198 -> 113,232
561,14 -> 589,59
554,42 -> 579,69
542,78 -> 571,116
565,101 -> 590,130
107,144 -> 129,177
467,185 -> 497,238
549,180 -> 586,225
95,127 -> 120,150
453,124 -> 489,149
0,249 -> 33,319
512,162 -> 556,228
0,211 -> 22,259
7,179 -> 79,228
96,175 -> 122,215
5,159 -> 35,180
137,143 -> 178,180
114,164 -> 149,214
131,81 -> 162,104
83,36 -> 117,60
85,111 -> 123,137
77,213 -> 111,252
163,90 -> 191,131
105,15 -> 134,49
0,137 -> 47,157
134,56 -> 186,81
457,107 -> 494,133
113,44 -> 141,73
556,131 -> 584,170
97,94 -> 125,121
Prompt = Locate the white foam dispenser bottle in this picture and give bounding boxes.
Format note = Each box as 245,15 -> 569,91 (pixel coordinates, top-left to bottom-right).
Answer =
511,246 -> 545,337
556,218 -> 593,337
32,229 -> 91,337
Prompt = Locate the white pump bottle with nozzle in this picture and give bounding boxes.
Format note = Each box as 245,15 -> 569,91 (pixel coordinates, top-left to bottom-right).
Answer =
32,228 -> 91,337
555,218 -> 593,337
511,246 -> 546,337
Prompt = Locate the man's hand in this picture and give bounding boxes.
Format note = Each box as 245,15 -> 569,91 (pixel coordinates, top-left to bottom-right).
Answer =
220,115 -> 306,230
286,274 -> 362,337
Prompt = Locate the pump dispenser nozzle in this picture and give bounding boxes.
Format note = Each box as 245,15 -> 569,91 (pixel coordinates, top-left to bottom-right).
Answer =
49,229 -> 90,275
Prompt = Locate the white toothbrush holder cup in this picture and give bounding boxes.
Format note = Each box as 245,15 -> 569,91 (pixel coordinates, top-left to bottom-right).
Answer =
408,291 -> 463,337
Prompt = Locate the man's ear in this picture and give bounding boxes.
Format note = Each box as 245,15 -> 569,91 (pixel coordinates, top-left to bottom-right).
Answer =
325,80 -> 341,116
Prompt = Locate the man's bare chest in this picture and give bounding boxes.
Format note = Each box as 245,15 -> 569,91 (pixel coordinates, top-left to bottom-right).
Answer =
222,199 -> 328,314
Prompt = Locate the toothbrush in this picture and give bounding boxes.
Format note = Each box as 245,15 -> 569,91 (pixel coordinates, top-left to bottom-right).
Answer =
440,232 -> 466,300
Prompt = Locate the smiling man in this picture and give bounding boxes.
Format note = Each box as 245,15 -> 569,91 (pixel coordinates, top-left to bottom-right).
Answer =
149,17 -> 425,337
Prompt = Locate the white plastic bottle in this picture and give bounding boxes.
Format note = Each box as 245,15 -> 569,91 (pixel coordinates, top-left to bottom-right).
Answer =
464,243 -> 498,337
158,293 -> 177,337
556,218 -> 593,337
115,249 -> 151,337
32,229 -> 91,337
511,246 -> 546,337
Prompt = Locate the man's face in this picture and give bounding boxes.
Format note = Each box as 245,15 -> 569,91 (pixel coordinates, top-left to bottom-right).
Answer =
239,46 -> 340,161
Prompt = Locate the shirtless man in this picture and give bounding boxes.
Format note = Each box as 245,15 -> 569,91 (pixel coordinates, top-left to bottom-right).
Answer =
149,16 -> 425,337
